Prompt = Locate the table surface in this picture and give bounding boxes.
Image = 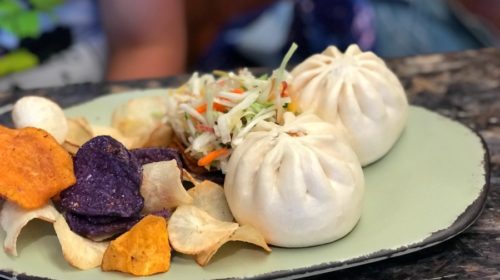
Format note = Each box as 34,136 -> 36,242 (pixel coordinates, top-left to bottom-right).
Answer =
0,48 -> 499,279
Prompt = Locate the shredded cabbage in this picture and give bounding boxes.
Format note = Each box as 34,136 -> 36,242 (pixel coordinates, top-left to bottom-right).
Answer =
166,44 -> 298,172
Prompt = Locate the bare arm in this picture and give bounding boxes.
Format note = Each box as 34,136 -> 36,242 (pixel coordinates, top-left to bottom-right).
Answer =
100,0 -> 186,81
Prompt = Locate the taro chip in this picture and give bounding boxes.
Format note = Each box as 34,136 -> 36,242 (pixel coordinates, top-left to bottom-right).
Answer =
60,136 -> 143,217
195,224 -> 271,266
188,181 -> 234,222
140,160 -> 192,214
168,205 -> 238,255
0,201 -> 59,256
101,215 -> 171,276
53,215 -> 109,270
65,212 -> 141,241
0,126 -> 76,209
131,147 -> 182,168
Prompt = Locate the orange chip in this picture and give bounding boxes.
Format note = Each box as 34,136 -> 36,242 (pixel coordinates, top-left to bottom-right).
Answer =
0,126 -> 76,209
101,215 -> 171,276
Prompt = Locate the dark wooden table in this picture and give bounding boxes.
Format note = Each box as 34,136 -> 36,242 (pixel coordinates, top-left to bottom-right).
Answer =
0,48 -> 499,279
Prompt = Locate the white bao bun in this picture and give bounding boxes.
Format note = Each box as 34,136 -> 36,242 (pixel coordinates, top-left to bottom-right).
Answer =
290,44 -> 408,165
224,112 -> 364,247
12,96 -> 68,144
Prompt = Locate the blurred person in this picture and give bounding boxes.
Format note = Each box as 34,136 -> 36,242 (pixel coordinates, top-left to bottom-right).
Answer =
0,0 -> 496,91
0,0 -> 186,90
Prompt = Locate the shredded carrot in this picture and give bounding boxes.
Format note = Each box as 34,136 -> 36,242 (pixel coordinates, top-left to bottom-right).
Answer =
196,103 -> 227,114
196,104 -> 207,113
213,102 -> 226,112
197,148 -> 229,167
231,88 -> 244,94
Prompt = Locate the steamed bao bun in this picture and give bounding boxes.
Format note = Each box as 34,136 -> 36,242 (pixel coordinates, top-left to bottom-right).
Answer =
290,44 -> 408,166
224,112 -> 364,247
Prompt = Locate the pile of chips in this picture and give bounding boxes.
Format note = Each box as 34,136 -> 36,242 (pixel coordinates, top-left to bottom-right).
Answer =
0,95 -> 272,277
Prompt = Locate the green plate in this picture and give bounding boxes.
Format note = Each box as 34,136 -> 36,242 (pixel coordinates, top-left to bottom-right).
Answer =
0,89 -> 489,279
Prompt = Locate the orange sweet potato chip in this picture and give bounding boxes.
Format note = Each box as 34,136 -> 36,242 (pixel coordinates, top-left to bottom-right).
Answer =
0,126 -> 76,209
101,215 -> 171,276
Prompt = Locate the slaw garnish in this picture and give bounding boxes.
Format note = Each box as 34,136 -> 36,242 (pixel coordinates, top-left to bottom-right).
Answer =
166,44 -> 298,172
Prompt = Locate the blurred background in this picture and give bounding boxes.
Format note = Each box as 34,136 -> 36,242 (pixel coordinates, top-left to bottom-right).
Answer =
0,0 -> 498,91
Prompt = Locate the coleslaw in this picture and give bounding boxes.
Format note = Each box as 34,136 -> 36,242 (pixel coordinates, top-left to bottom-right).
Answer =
166,44 -> 298,172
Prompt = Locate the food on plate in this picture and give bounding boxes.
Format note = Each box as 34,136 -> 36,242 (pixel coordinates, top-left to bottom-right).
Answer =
224,112 -> 364,247
168,205 -> 269,266
140,160 -> 192,213
194,224 -> 270,266
53,215 -> 109,270
168,205 -> 238,255
131,147 -> 183,168
59,136 -> 145,239
60,136 -> 143,217
0,126 -> 75,209
290,44 -> 408,165
66,117 -> 94,146
91,125 -> 140,149
101,214 -> 171,276
12,96 -> 68,144
167,44 -> 297,173
188,180 -> 233,222
0,201 -> 59,256
64,212 -> 141,241
0,42 -> 414,276
112,94 -> 172,147
141,123 -> 174,148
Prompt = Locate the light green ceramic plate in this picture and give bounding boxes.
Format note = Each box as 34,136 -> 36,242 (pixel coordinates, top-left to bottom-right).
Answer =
0,89 -> 489,280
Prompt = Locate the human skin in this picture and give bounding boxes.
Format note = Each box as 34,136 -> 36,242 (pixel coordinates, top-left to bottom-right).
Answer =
100,0 -> 187,81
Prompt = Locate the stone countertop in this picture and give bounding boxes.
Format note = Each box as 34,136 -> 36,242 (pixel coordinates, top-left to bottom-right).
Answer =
0,48 -> 499,279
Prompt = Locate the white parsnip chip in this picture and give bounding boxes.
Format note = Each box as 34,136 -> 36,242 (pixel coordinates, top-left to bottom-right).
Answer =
91,125 -> 138,149
142,123 -> 173,148
53,215 -> 109,270
188,181 -> 234,222
0,201 -> 59,256
112,96 -> 168,138
168,205 -> 238,255
195,224 -> 271,266
140,160 -> 193,213
66,117 -> 93,146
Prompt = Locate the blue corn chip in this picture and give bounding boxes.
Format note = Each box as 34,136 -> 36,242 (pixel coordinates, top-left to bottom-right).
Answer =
75,136 -> 142,187
65,212 -> 141,240
131,147 -> 183,169
60,136 -> 143,217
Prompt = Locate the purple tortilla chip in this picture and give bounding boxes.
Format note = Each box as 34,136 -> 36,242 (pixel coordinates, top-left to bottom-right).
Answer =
60,136 -> 143,217
65,212 -> 141,240
131,147 -> 183,169
75,136 -> 142,186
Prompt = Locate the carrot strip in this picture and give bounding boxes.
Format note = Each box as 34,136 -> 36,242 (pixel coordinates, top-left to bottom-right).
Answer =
213,102 -> 226,112
197,103 -> 227,114
197,148 -> 229,167
196,104 -> 208,114
231,88 -> 244,94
